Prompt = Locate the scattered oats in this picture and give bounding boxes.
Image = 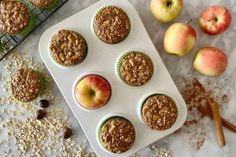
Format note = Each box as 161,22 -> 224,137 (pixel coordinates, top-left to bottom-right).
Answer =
0,50 -> 96,156
131,146 -> 172,157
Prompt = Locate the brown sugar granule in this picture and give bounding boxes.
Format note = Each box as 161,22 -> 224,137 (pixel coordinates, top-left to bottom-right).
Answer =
36,109 -> 47,120
99,117 -> 135,154
38,99 -> 50,108
63,127 -> 73,139
93,6 -> 130,44
142,94 -> 178,131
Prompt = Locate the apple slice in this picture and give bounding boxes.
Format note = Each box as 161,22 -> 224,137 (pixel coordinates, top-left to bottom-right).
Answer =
74,74 -> 111,110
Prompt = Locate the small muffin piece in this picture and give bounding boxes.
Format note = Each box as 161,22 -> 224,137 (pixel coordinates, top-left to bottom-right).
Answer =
11,68 -> 45,102
99,117 -> 135,154
118,52 -> 154,86
142,94 -> 178,131
50,29 -> 87,66
93,6 -> 130,44
29,0 -> 58,9
0,1 -> 34,35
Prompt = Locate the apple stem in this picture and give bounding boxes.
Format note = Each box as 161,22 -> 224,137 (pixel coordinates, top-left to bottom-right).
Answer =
186,19 -> 193,25
209,17 -> 218,22
167,1 -> 172,8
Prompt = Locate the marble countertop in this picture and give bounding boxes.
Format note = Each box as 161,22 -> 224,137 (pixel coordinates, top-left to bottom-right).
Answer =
1,0 -> 236,157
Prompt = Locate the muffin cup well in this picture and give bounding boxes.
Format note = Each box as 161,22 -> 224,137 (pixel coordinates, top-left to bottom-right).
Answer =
96,114 -> 136,154
116,51 -> 154,87
72,72 -> 112,112
92,5 -> 131,44
138,93 -> 179,131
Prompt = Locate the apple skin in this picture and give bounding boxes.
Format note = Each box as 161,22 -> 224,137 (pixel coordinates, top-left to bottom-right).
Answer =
199,6 -> 232,35
164,23 -> 197,56
74,74 -> 111,110
193,47 -> 228,76
150,0 -> 183,23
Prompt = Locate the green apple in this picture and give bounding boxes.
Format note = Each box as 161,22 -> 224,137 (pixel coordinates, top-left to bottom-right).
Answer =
164,23 -> 197,56
150,0 -> 183,23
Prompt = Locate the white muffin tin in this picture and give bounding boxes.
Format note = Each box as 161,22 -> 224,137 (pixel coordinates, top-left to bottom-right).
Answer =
39,0 -> 187,156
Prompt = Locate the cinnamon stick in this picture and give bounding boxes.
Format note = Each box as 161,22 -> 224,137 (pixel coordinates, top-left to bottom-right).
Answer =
209,102 -> 225,146
198,105 -> 236,133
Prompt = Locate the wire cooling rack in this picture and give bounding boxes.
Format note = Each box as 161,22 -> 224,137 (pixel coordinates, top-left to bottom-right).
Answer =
0,0 -> 69,61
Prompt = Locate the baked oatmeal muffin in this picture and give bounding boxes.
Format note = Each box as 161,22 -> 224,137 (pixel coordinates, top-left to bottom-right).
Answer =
50,29 -> 87,67
28,0 -> 58,9
117,51 -> 154,86
141,94 -> 178,131
99,116 -> 135,154
93,6 -> 130,44
0,0 -> 34,35
11,68 -> 45,102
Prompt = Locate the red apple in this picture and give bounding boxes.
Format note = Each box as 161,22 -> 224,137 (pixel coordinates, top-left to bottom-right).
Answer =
199,6 -> 232,35
150,0 -> 183,23
74,74 -> 111,110
164,23 -> 197,56
193,47 -> 228,76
